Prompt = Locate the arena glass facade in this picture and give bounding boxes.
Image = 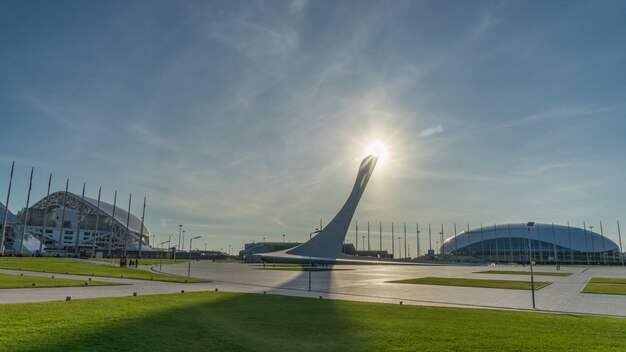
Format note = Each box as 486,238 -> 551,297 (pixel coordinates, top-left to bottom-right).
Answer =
441,223 -> 622,264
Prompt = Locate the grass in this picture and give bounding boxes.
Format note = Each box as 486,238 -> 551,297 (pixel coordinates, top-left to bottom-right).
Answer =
582,277 -> 626,295
255,263 -> 354,271
583,283 -> 626,295
0,273 -> 119,289
90,258 -> 191,265
387,277 -> 551,290
589,277 -> 626,285
1,291 -> 625,351
476,270 -> 572,277
0,257 -> 206,283
255,267 -> 352,272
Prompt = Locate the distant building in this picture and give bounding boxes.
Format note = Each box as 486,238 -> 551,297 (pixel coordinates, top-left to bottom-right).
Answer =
243,242 -> 302,262
16,191 -> 152,256
354,250 -> 392,259
441,223 -> 622,264
0,201 -> 28,254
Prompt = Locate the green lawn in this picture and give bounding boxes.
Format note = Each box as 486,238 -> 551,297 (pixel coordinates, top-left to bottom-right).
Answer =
583,283 -> 626,295
589,277 -> 626,285
582,277 -> 626,295
0,257 -> 206,283
256,267 -> 353,272
255,263 -> 353,271
476,270 -> 572,277
90,258 -> 191,265
0,291 -> 625,351
387,277 -> 551,290
0,273 -> 119,289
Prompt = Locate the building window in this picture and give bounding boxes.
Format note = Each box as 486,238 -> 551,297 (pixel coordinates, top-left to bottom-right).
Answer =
65,231 -> 73,235
45,229 -> 53,234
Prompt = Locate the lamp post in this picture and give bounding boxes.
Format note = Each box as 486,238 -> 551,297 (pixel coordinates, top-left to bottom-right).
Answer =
416,224 -> 420,259
439,231 -> 444,258
167,234 -> 173,264
618,220 -> 624,266
589,225 -> 595,264
188,236 -> 201,277
158,240 -> 169,271
178,225 -> 182,256
526,222 -> 536,309
282,234 -> 285,243
308,229 -> 321,292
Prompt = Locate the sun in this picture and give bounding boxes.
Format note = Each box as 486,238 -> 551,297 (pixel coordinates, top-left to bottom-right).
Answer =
366,140 -> 389,165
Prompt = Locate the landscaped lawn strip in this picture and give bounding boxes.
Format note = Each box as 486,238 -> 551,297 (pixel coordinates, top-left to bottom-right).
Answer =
476,270 -> 571,277
582,283 -> 626,295
0,257 -> 206,283
589,277 -> 626,285
90,258 -> 191,265
582,277 -> 626,295
387,277 -> 551,290
0,273 -> 119,289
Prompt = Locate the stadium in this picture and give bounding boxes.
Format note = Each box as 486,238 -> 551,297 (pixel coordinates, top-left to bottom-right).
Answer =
1,191 -> 152,257
441,223 -> 622,264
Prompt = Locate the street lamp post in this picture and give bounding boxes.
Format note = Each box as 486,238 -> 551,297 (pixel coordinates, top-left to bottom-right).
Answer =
308,229 -> 321,292
589,225 -> 595,264
527,222 -> 536,309
168,234 -> 173,264
188,236 -> 201,277
177,225 -> 182,259
282,234 -> 285,243
158,240 -> 169,271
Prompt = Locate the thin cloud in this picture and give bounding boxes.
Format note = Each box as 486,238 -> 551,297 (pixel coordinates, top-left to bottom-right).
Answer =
419,124 -> 444,137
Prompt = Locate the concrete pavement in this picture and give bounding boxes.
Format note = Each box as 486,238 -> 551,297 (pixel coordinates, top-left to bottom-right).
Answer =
1,262 -> 625,318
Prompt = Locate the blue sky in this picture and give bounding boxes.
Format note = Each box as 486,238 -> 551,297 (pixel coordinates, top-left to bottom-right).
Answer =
1,0 -> 626,253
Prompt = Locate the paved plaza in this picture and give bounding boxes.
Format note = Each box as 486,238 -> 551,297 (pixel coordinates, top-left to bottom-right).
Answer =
1,261 -> 625,317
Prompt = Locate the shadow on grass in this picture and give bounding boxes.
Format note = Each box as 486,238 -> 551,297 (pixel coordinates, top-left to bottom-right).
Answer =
5,289 -> 626,352
7,292 -> 364,352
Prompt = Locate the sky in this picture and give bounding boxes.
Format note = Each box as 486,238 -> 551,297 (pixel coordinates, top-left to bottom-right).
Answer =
1,0 -> 626,254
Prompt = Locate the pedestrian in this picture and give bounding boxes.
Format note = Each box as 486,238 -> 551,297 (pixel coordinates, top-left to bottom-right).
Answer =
135,258 -> 139,267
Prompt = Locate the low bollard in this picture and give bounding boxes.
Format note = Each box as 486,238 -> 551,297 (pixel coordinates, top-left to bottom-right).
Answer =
20,273 -> 23,276
31,283 -> 36,287
133,292 -> 137,297
400,301 -> 403,305
319,296 -> 323,299
181,290 -> 185,293
66,296 -> 71,301
215,288 -> 219,292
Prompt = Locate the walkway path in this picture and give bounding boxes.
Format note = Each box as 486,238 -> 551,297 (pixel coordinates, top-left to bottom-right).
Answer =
1,262 -> 625,318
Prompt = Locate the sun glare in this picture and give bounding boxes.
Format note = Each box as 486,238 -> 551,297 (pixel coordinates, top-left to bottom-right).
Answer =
366,140 -> 389,165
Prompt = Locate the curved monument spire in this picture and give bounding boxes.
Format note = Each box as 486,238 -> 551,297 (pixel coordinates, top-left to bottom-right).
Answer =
285,155 -> 378,259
